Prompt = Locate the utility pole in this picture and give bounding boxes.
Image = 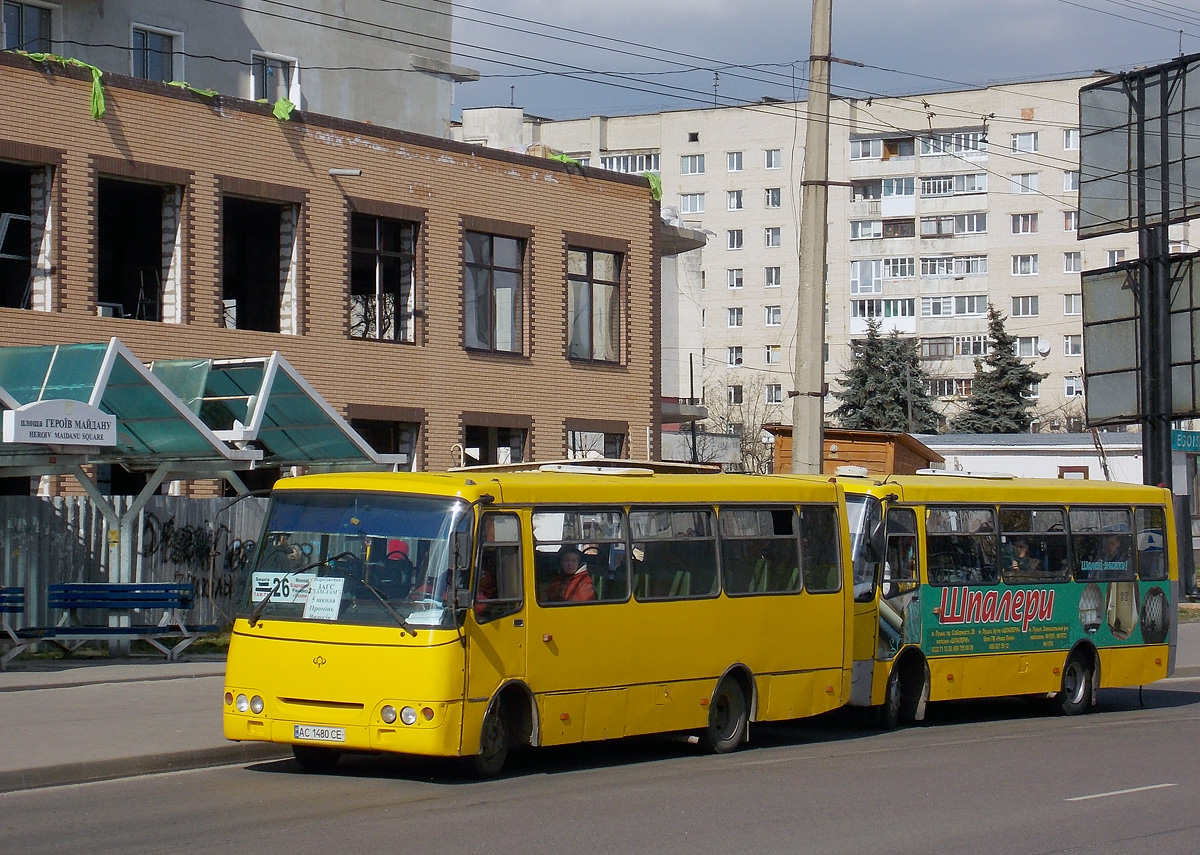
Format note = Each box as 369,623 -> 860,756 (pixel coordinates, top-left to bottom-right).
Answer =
791,0 -> 832,473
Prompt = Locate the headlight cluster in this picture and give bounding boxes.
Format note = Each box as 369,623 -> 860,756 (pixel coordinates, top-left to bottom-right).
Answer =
380,704 -> 435,725
225,691 -> 265,714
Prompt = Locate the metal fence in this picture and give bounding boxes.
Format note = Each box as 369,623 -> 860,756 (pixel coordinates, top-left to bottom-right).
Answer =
0,495 -> 267,630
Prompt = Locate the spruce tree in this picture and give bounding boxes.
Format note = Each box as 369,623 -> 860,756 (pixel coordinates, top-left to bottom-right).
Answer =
950,304 -> 1047,433
832,320 -> 939,432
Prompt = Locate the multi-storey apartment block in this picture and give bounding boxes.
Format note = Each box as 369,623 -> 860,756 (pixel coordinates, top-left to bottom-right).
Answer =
462,76 -> 1188,433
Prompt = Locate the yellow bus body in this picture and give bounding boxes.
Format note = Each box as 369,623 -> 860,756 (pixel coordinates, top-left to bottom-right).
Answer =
839,474 -> 1177,715
224,469 -> 854,765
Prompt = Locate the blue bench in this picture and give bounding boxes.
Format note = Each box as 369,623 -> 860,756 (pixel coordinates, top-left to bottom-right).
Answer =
15,583 -> 218,661
1,586 -> 26,670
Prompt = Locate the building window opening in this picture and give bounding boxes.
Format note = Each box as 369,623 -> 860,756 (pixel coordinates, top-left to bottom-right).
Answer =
463,424 -> 526,466
97,178 -> 172,321
0,161 -> 33,309
568,246 -> 622,362
567,429 -> 626,460
350,214 -> 417,343
350,417 -> 420,471
222,196 -> 286,332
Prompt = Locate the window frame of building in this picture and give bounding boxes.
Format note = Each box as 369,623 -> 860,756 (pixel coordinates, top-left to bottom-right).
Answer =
726,190 -> 743,211
1065,375 -> 1085,397
765,383 -> 782,404
680,154 -> 706,175
3,1 -> 51,52
350,212 -> 419,344
1064,128 -> 1080,150
1065,334 -> 1082,356
955,335 -> 988,356
850,138 -> 882,160
1107,249 -> 1126,266
765,266 -> 781,288
1012,172 -> 1039,194
251,51 -> 300,103
567,243 -> 623,363
883,219 -> 916,238
922,337 -> 953,359
765,305 -> 782,327
727,268 -> 744,289
883,177 -> 915,197
1023,381 -> 1041,400
727,229 -> 744,250
464,230 -> 526,355
1064,170 -> 1080,192
765,343 -> 782,364
1016,336 -> 1041,358
883,256 -> 915,278
1064,252 -> 1082,273
921,131 -> 987,156
921,296 -> 951,317
955,172 -> 988,193
131,24 -> 179,82
954,295 -> 987,316
1064,210 -> 1079,231
599,153 -> 659,174
921,256 -> 954,277
764,187 -> 782,208
1012,295 -> 1040,317
851,298 -> 915,319
729,384 -> 744,404
727,306 -> 743,328
1064,293 -> 1082,315
851,258 -> 884,293
728,346 -> 743,366
1012,254 -> 1040,276
850,220 -> 883,240
680,193 -> 705,214
1011,212 -> 1039,234
764,226 -> 781,247
1011,132 -> 1039,153
765,148 -> 781,169
727,151 -> 743,172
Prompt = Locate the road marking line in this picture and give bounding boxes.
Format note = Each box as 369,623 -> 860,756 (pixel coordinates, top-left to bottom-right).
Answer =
1066,783 -> 1176,802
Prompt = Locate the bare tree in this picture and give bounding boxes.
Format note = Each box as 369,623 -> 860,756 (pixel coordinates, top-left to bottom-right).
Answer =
701,371 -> 786,473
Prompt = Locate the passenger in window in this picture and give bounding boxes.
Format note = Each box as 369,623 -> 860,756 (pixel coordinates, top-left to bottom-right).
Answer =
375,538 -> 414,599
545,546 -> 596,602
1007,538 -> 1041,576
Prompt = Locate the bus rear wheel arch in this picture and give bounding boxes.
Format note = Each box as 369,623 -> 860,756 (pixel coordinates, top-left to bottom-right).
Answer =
1056,647 -> 1098,716
877,651 -> 928,729
700,671 -> 752,754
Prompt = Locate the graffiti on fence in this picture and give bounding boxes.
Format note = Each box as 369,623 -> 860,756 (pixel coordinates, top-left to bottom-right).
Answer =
139,511 -> 259,605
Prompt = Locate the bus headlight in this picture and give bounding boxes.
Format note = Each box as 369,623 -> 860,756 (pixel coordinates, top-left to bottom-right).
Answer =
250,695 -> 265,715
381,705 -> 397,724
400,706 -> 418,726
235,693 -> 249,713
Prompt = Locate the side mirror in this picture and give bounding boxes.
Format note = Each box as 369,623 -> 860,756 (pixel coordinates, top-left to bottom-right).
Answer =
451,531 -> 472,573
867,519 -> 886,563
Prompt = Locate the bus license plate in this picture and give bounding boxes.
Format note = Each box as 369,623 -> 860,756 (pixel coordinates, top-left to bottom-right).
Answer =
294,724 -> 345,743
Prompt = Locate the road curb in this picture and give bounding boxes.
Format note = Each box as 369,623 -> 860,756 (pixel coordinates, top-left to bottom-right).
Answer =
0,742 -> 291,794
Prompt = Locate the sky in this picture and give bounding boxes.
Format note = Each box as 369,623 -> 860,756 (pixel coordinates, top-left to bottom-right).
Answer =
450,0 -> 1200,120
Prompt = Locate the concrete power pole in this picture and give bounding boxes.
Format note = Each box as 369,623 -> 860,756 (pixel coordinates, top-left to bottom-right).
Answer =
790,0 -> 833,473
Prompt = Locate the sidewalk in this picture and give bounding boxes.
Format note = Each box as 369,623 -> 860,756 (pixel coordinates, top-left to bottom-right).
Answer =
2,619 -> 1199,794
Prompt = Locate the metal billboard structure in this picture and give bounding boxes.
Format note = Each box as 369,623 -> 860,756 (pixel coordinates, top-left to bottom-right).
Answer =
1079,54 -> 1200,488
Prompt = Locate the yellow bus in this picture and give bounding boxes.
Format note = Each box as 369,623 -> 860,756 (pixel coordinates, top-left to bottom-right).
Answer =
223,465 -> 854,775
835,471 -> 1178,727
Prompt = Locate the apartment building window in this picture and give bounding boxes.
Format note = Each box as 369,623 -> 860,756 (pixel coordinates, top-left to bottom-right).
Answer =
729,384 -> 743,404
850,138 -> 882,160
853,180 -> 882,201
1064,252 -> 1082,273
884,256 -> 915,278
727,151 -> 743,172
350,214 -> 417,343
883,177 -> 915,197
1012,254 -> 1039,276
921,256 -> 954,277
1065,334 -> 1082,356
727,190 -> 743,211
928,378 -> 973,397
680,154 -> 705,175
766,383 -> 783,404
727,268 -> 743,289
1064,170 -> 1080,192
1064,293 -> 1082,315
765,227 -> 781,247
922,296 -> 951,317
955,335 -> 988,356
132,26 -> 176,82
567,246 -> 622,362
765,266 -> 781,288
1012,173 -> 1039,194
922,131 -> 987,156
701,309 -> 705,328
883,219 -> 916,238
465,231 -> 524,354
252,52 -> 299,103
1012,295 -> 1040,317
728,307 -> 743,327
955,295 -> 987,315
728,346 -> 743,366
463,421 -> 527,467
1107,249 -> 1126,265
851,298 -> 915,318
1012,213 -> 1039,234
765,305 -> 782,327
921,176 -> 954,197
850,259 -> 882,293
599,153 -> 659,173
921,213 -> 985,236
1064,210 -> 1079,231
1064,128 -> 1080,150
922,338 -> 952,358
956,173 -> 987,193
883,138 -> 915,159
680,193 -> 705,214
851,220 -> 882,240
765,149 -> 781,169
1023,382 -> 1041,400
765,343 -> 781,363
764,188 -> 781,208
1065,376 -> 1084,397
727,229 -> 743,249
221,195 -> 294,332
1016,336 -> 1042,357
2,1 -> 50,51
925,173 -> 988,195
1011,132 -> 1039,153
955,255 -> 988,275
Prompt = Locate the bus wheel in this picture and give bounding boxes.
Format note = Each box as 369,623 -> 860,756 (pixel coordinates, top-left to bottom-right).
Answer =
468,702 -> 510,778
292,744 -> 341,772
877,667 -> 903,730
1056,655 -> 1094,716
701,677 -> 748,754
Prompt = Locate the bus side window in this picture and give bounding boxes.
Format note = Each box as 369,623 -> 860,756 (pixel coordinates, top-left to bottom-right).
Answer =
474,512 -> 523,623
1136,506 -> 1168,581
719,507 -> 801,596
926,507 -> 997,585
1070,507 -> 1133,581
999,506 -> 1069,584
630,508 -> 718,600
883,507 -> 918,598
800,505 -> 840,593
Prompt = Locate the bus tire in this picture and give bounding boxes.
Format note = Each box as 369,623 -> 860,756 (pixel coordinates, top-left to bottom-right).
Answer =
877,667 -> 903,730
700,677 -> 748,754
292,744 -> 341,772
468,701 -> 510,778
1056,654 -> 1094,716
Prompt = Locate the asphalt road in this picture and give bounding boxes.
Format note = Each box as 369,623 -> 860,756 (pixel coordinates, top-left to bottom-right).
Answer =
5,677 -> 1200,855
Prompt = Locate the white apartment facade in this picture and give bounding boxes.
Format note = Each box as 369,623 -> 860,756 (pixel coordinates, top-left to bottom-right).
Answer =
459,77 -> 1193,432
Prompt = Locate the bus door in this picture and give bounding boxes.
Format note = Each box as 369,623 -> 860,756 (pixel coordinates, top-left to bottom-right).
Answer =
880,507 -> 921,658
847,493 -> 883,706
465,512 -> 528,733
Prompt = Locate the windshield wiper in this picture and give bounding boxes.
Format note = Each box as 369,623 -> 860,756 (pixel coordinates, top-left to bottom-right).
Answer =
333,564 -> 418,637
247,550 -> 355,627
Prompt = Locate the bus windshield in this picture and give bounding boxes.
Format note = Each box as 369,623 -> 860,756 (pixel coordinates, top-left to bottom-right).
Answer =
240,490 -> 471,630
846,493 -> 882,602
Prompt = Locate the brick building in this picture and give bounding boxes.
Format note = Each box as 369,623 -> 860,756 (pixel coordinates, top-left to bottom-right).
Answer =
0,52 -> 665,486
